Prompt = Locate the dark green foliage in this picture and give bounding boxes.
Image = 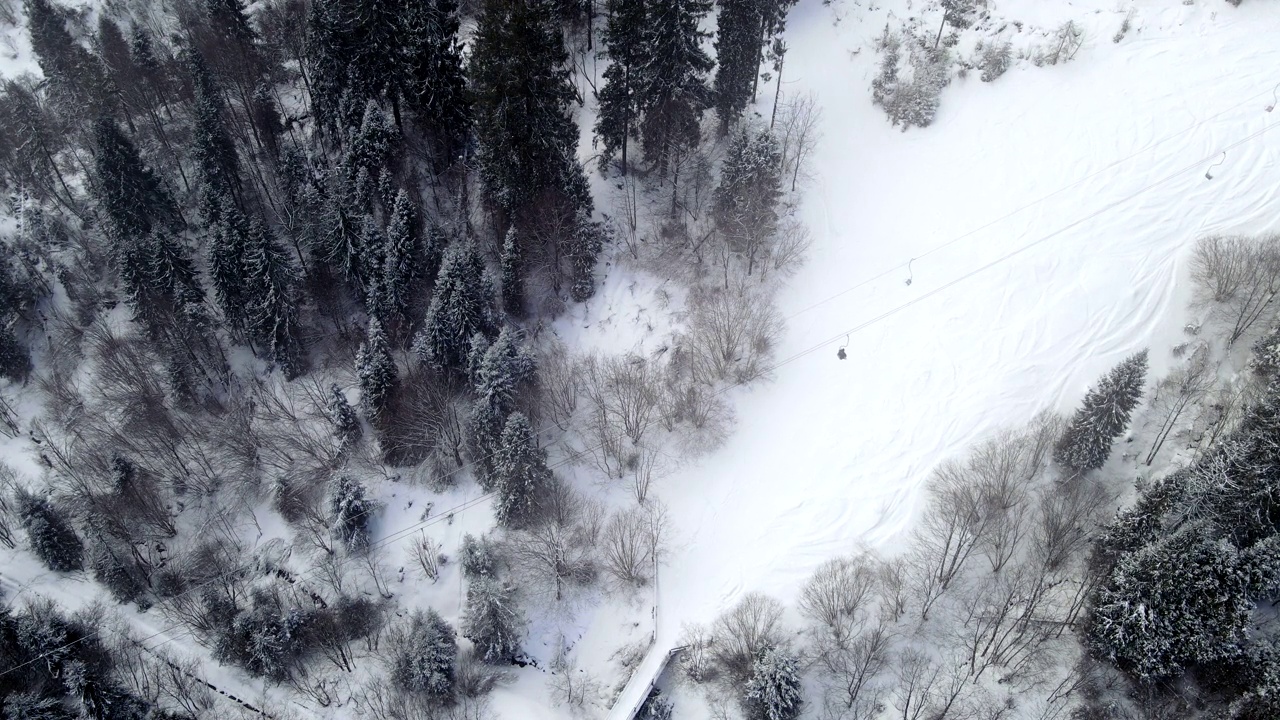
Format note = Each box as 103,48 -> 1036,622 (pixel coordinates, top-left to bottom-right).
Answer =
307,0 -> 401,131
24,0 -> 117,120
461,578 -> 523,664
491,412 -> 550,527
89,542 -> 148,607
381,190 -> 425,330
569,214 -> 606,303
400,0 -> 471,166
91,118 -> 180,240
390,609 -> 458,698
330,475 -> 373,550
1054,350 -> 1149,473
64,658 -> 151,719
327,384 -> 363,448
499,227 -> 524,316
414,242 -> 497,373
211,593 -> 308,681
188,49 -> 241,203
15,490 -> 83,573
713,0 -> 763,132
0,325 -> 32,382
1,691 -> 76,720
465,328 -> 536,482
357,317 -> 397,420
205,196 -> 251,330
243,218 -> 303,375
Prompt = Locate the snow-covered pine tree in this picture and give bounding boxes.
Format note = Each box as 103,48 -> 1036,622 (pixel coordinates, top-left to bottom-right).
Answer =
357,317 -> 397,420
89,540 -> 147,606
1054,349 -> 1149,473
327,384 -> 363,448
206,195 -> 250,332
330,475 -> 373,550
491,413 -> 551,526
744,647 -> 803,720
0,326 -> 30,382
595,0 -> 647,174
342,102 -> 398,214
499,226 -> 524,316
381,190 -> 424,330
359,215 -> 390,320
638,0 -> 714,176
390,608 -> 458,698
462,577 -> 523,664
713,0 -> 764,133
91,118 -> 181,241
399,0 -> 470,167
714,128 -> 782,276
569,213 -> 606,302
15,490 -> 83,573
466,328 -> 537,483
243,217 -> 303,375
24,0 -> 117,120
459,533 -> 497,578
189,48 -> 242,204
413,241 -> 497,373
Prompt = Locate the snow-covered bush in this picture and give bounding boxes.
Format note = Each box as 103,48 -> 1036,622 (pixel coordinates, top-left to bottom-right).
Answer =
460,533 -> 498,579
744,647 -> 803,720
872,31 -> 950,131
979,41 -> 1013,82
15,489 -> 83,572
390,609 -> 458,699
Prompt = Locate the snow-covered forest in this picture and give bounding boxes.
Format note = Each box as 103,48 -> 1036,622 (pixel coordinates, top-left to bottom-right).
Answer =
0,0 -> 1278,718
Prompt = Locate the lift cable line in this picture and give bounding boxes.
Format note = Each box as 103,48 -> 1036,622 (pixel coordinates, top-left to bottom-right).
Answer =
3,98 -> 1278,692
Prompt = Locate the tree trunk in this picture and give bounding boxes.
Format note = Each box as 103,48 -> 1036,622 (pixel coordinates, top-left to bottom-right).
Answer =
770,53 -> 784,129
934,15 -> 947,49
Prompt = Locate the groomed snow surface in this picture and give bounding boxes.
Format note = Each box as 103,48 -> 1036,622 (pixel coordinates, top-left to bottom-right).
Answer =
584,0 -> 1280,717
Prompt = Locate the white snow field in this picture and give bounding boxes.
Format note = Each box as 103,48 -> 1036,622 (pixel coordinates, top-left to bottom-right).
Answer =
600,0 -> 1280,715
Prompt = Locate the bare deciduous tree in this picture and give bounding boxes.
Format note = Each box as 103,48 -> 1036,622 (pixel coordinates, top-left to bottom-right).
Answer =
893,649 -> 940,720
800,554 -> 879,646
776,91 -> 822,193
538,338 -> 581,432
1190,235 -> 1280,345
710,592 -> 786,681
508,479 -> 599,602
410,532 -> 442,582
683,282 -> 784,385
1144,344 -> 1213,465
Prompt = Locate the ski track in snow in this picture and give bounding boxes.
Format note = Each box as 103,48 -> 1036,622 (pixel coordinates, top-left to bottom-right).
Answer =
595,0 -> 1280,686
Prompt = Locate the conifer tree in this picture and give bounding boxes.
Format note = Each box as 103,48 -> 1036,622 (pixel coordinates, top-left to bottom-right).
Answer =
391,609 -> 458,698
462,578 -> 523,664
492,412 -> 551,527
400,0 -> 470,166
330,475 -> 373,550
638,0 -> 714,175
24,0 -> 117,120
744,647 -> 803,720
714,128 -> 782,275
91,118 -> 181,240
595,0 -> 647,174
569,214 -> 606,303
206,196 -> 251,331
15,490 -> 83,573
381,191 -> 423,330
499,227 -> 524,316
1054,349 -> 1149,473
466,328 -> 536,482
470,0 -> 591,224
189,49 -> 242,205
359,215 -> 389,320
713,0 -> 764,132
307,0 -> 402,130
414,242 -> 497,373
357,317 -> 397,420
327,384 -> 363,448
243,218 -> 303,375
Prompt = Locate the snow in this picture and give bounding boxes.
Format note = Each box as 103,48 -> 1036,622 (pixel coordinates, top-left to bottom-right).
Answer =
574,0 -> 1280,715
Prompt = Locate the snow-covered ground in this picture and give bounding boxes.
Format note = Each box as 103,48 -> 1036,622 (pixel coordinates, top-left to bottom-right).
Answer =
576,0 -> 1280,714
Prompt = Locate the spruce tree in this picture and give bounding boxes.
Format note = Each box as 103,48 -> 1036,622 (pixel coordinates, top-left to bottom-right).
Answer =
470,0 -> 590,222
492,412 -> 551,527
327,384 -> 363,448
381,191 -> 424,329
243,218 -> 303,375
638,0 -> 714,175
359,215 -> 390,321
330,475 -> 373,550
462,578 -> 523,664
91,118 -> 181,241
413,242 -> 497,373
206,196 -> 251,331
357,317 -> 397,420
569,213 -> 606,303
400,0 -> 470,166
714,128 -> 782,275
466,329 -> 536,483
307,0 -> 402,130
24,0 -> 117,120
1054,349 -> 1149,473
595,0 -> 647,174
499,227 -> 524,316
713,0 -> 764,132
15,490 -> 83,573
390,609 -> 458,698
744,647 -> 803,720
189,48 -> 242,204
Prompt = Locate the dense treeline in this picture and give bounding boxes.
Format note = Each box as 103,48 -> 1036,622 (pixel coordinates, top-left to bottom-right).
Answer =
0,0 -> 806,715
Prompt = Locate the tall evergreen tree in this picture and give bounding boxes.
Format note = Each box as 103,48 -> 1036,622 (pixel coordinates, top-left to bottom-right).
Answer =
189,48 -> 242,206
327,384 -> 363,448
413,242 -> 497,373
243,218 -> 303,375
24,0 -> 117,121
492,412 -> 550,527
400,0 -> 470,166
744,647 -> 803,720
390,609 -> 458,698
380,191 -> 425,332
15,490 -> 83,573
713,128 -> 782,275
638,0 -> 714,175
357,317 -> 397,420
470,0 -> 591,224
330,475 -> 373,550
206,196 -> 251,331
713,0 -> 764,132
91,118 -> 181,240
466,328 -> 537,482
462,578 -> 523,664
595,0 -> 647,174
499,227 -> 524,316
1054,349 -> 1149,473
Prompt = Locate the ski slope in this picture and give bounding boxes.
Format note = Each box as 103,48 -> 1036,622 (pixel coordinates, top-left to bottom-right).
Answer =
587,0 -> 1280,709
